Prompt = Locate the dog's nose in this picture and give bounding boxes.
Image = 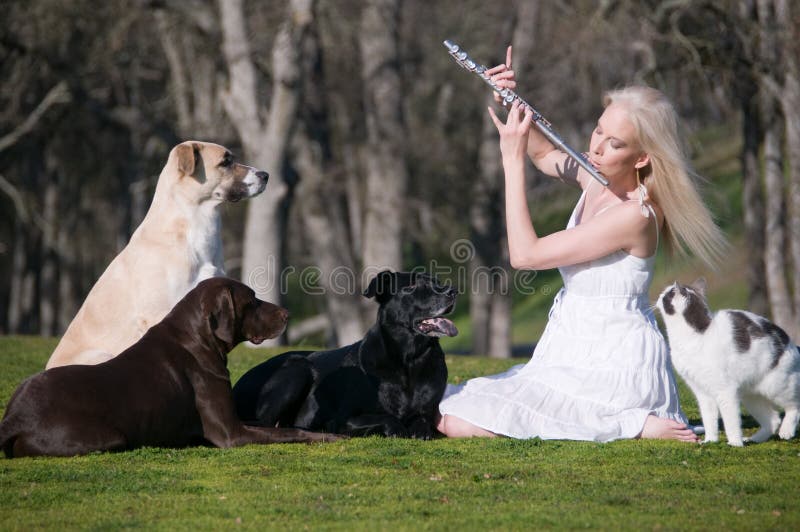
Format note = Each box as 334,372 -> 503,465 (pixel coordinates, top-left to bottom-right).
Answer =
256,171 -> 269,182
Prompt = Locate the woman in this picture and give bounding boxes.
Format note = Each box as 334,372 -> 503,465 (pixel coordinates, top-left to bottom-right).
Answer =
437,47 -> 727,442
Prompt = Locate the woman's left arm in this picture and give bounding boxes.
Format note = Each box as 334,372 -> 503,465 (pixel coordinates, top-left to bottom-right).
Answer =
505,199 -> 651,270
490,102 -> 649,271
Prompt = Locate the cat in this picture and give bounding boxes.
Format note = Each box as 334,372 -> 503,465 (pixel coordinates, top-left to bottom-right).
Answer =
656,278 -> 800,446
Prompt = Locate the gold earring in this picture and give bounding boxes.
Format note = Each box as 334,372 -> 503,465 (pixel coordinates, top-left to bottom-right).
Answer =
637,166 -> 649,218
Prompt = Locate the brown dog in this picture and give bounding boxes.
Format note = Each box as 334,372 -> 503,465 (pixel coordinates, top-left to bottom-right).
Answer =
0,278 -> 337,458
47,141 -> 268,369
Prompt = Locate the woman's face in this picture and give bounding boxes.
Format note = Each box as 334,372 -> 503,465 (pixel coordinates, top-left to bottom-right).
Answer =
588,103 -> 648,181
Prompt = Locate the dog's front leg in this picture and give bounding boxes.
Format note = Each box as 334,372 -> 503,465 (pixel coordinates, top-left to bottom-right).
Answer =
190,371 -> 336,446
343,414 -> 409,438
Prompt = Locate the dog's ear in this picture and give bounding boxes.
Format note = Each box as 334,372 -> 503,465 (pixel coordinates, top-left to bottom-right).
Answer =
363,270 -> 397,303
210,286 -> 236,345
175,142 -> 199,177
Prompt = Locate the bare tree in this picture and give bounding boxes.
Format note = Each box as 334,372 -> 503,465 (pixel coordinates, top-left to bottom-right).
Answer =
293,1 -> 366,345
776,0 -> 800,337
155,2 -> 229,142
733,0 -> 770,317
756,0 -> 794,334
757,0 -> 800,335
359,0 -> 408,273
219,0 -> 312,345
0,81 -> 71,334
468,2 -> 541,358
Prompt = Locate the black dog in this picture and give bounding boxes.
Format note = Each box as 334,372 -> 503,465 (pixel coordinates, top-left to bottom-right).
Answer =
0,278 -> 337,458
233,271 -> 457,439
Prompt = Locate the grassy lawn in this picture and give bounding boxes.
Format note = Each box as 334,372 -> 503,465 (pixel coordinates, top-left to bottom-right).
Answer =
1,337 -> 798,530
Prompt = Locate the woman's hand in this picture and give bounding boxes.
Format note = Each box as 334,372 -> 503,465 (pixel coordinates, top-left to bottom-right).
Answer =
485,46 -> 515,105
488,100 -> 533,163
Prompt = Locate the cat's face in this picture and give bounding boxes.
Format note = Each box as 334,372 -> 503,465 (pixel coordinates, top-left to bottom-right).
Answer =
656,279 -> 711,332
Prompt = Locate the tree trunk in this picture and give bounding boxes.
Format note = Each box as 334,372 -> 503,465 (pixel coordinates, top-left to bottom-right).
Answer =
359,0 -> 408,273
295,139 -> 366,344
469,108 -> 502,356
470,2 -> 539,358
758,0 -> 794,332
156,5 -> 224,141
740,101 -> 768,315
774,0 -> 800,337
39,181 -> 58,336
219,0 -> 312,345
762,109 -> 792,328
8,221 -> 27,333
737,0 -> 768,317
331,95 -> 365,262
782,71 -> 800,338
293,9 -> 366,345
57,219 -> 77,333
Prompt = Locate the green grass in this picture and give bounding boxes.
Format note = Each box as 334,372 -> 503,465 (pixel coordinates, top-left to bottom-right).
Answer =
1,337 -> 799,530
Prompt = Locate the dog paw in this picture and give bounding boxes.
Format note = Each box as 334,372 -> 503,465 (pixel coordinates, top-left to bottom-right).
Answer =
407,419 -> 438,440
410,428 -> 437,440
382,426 -> 410,438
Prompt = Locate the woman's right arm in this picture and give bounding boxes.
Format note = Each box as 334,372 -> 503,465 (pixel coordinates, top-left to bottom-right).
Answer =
488,46 -> 586,189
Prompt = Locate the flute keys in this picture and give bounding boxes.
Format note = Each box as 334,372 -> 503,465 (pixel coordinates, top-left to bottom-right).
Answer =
443,40 -> 459,53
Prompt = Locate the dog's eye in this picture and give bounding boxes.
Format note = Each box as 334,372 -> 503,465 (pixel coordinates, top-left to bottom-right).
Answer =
219,156 -> 233,168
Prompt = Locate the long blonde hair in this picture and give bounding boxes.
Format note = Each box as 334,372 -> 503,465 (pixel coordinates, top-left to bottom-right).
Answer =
603,86 -> 728,269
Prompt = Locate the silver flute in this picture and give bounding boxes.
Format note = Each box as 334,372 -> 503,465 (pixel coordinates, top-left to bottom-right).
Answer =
443,40 -> 608,187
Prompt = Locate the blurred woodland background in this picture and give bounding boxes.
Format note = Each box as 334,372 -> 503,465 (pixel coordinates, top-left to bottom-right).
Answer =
1,0 -> 798,355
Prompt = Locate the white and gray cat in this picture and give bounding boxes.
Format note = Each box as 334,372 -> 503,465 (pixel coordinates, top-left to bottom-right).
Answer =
656,279 -> 800,446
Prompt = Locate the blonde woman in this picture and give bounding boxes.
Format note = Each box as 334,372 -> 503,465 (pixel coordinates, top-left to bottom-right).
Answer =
437,48 -> 727,442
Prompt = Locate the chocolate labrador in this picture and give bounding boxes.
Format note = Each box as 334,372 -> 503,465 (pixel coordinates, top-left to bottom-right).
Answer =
0,278 -> 336,458
232,271 -> 457,439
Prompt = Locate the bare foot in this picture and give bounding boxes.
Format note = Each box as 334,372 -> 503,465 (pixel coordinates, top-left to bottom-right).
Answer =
639,415 -> 699,442
437,414 -> 497,438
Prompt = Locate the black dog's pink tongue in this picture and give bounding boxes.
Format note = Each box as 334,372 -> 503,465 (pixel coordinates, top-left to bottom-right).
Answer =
418,318 -> 458,337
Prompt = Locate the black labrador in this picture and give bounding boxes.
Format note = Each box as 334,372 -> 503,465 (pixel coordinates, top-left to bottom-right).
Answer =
233,271 -> 457,439
0,278 -> 337,458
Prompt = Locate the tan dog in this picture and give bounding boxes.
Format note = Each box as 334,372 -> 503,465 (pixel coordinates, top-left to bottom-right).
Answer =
46,141 -> 268,369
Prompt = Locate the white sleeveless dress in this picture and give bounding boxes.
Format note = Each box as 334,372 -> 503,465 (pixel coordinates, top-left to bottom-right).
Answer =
439,187 -> 687,442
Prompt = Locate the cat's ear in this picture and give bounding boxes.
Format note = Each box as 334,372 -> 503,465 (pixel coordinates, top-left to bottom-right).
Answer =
690,277 -> 707,297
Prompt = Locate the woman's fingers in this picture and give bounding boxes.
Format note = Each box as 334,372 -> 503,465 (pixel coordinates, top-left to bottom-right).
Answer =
487,106 -> 503,131
491,70 -> 515,82
506,100 -> 521,125
520,105 -> 533,131
505,45 -> 513,69
485,63 -> 507,76
488,100 -> 530,135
